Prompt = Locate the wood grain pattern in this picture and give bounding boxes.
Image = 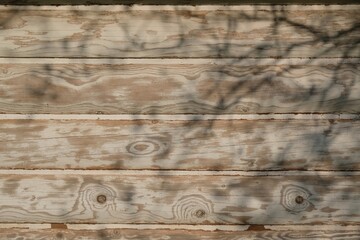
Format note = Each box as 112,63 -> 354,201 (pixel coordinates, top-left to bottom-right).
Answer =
0,2 -> 359,234
0,5 -> 359,58
1,227 -> 360,240
2,0 -> 360,5
1,119 -> 359,170
0,60 -> 359,114
0,172 -> 359,224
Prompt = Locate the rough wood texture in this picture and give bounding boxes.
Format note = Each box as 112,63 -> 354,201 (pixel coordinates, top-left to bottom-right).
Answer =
0,5 -> 359,58
1,119 -> 359,170
2,0 -> 360,5
0,3 -> 359,236
0,172 -> 359,224
0,60 -> 359,114
1,227 -> 360,240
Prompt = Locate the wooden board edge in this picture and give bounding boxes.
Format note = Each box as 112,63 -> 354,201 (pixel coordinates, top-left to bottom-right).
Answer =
1,4 -> 360,11
0,224 -> 359,240
0,114 -> 359,120
1,1 -> 360,6
1,223 -> 360,231
1,170 -> 360,176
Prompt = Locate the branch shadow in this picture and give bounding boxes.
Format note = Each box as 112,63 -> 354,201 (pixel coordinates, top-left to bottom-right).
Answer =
0,4 -> 359,239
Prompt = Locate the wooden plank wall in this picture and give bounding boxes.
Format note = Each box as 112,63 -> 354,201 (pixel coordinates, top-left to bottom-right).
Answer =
0,4 -> 359,239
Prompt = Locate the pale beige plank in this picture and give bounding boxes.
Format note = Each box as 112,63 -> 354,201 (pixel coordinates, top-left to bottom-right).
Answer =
1,113 -> 359,120
1,226 -> 360,240
0,60 -> 359,114
0,119 -> 359,170
0,5 -> 359,58
0,172 -> 359,224
2,0 -> 360,5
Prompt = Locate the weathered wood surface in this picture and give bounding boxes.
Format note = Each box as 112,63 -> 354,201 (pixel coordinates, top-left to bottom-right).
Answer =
0,5 -> 359,58
2,0 -> 360,5
0,59 -> 359,114
1,119 -> 359,170
0,171 -> 359,224
0,2 -> 359,236
1,225 -> 360,240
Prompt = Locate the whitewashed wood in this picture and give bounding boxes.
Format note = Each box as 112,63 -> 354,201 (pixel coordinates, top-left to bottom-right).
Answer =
3,223 -> 360,231
0,60 -> 359,114
0,5 -> 359,58
0,223 -> 250,231
2,0 -> 360,5
1,227 -> 360,240
0,113 -> 360,120
1,170 -> 357,176
0,172 -> 359,224
0,119 -> 359,170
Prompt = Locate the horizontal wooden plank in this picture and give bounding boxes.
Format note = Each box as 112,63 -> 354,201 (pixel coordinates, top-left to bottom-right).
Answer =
0,59 -> 359,114
1,113 -> 359,121
2,0 -> 360,5
1,225 -> 360,240
0,5 -> 359,58
1,119 -> 359,170
0,171 -> 359,224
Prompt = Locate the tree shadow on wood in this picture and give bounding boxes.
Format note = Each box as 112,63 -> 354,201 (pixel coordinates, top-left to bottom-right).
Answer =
0,4 -> 359,238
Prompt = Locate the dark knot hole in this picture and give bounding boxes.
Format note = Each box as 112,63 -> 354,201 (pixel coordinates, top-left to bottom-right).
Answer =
195,209 -> 206,218
295,195 -> 304,204
97,194 -> 107,204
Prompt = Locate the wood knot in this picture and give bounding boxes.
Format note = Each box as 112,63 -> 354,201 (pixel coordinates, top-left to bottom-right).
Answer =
126,137 -> 169,157
97,194 -> 107,204
172,194 -> 213,223
295,195 -> 304,204
280,184 -> 313,213
195,209 -> 206,218
81,184 -> 116,210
